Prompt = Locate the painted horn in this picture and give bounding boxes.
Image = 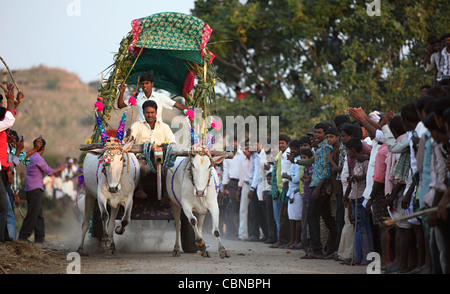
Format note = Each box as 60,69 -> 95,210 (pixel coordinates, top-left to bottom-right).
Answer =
209,151 -> 234,158
79,143 -> 104,151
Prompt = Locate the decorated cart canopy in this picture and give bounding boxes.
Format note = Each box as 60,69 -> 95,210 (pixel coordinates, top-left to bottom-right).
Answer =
127,12 -> 214,96
90,12 -> 217,144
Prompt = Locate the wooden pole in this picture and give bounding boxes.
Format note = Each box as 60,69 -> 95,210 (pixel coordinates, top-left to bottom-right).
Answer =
0,56 -> 21,93
383,203 -> 450,226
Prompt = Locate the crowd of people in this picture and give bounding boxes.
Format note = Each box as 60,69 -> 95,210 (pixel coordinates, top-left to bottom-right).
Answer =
1,32 -> 449,277
0,83 -> 79,244
215,82 -> 450,274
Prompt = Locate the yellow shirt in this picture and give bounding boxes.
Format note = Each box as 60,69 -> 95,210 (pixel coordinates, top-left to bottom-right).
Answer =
130,120 -> 176,145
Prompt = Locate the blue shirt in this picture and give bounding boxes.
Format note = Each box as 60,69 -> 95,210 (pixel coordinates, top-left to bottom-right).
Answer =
310,140 -> 332,188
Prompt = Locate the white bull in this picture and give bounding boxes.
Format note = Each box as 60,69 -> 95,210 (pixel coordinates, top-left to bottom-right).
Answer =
166,151 -> 230,258
77,139 -> 139,256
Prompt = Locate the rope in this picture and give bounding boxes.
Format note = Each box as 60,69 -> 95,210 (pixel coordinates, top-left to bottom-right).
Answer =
143,142 -> 177,173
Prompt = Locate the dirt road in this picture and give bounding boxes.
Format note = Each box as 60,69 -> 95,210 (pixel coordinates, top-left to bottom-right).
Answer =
13,220 -> 367,275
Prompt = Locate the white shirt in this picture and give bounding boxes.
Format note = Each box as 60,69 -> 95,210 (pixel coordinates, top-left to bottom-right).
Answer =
130,120 -> 176,145
258,150 -> 271,192
222,150 -> 245,185
280,147 -> 291,184
440,47 -> 450,76
238,156 -> 251,187
125,91 -> 175,123
62,179 -> 76,200
0,111 -> 15,170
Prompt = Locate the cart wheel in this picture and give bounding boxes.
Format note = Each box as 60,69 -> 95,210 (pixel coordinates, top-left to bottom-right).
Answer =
180,210 -> 197,253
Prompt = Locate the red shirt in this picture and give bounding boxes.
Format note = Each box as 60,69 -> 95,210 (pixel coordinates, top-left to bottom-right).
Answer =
0,109 -> 16,170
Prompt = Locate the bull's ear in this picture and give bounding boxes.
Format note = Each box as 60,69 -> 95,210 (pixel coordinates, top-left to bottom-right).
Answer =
87,149 -> 104,156
212,155 -> 227,165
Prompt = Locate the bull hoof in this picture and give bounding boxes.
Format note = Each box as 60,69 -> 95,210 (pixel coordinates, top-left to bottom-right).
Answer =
102,237 -> 111,248
107,248 -> 117,256
220,249 -> 230,259
115,226 -> 125,235
77,248 -> 89,257
172,250 -> 181,257
200,251 -> 211,258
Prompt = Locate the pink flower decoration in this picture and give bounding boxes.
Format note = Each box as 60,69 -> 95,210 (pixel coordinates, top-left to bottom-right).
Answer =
94,101 -> 104,112
212,119 -> 222,131
129,96 -> 137,106
186,109 -> 195,120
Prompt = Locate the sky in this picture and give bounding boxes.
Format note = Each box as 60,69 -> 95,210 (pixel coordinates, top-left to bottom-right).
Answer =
0,0 -> 196,83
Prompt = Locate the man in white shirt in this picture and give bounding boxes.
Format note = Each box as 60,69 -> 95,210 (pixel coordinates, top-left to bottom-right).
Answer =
247,141 -> 268,241
130,100 -> 176,145
117,72 -> 188,123
237,142 -> 251,240
222,139 -> 245,240
439,33 -> 450,78
129,100 -> 176,199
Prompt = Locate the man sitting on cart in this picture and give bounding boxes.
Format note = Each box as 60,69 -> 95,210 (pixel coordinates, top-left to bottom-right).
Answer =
130,99 -> 176,199
117,72 -> 188,123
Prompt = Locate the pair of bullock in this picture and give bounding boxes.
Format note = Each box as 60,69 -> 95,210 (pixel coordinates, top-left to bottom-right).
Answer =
78,137 -> 231,259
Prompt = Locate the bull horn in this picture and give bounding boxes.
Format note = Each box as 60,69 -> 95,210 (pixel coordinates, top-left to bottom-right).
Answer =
176,151 -> 190,157
79,143 -> 104,151
209,151 -> 234,158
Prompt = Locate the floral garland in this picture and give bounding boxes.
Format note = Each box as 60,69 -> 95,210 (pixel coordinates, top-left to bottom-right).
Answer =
116,112 -> 127,142
94,96 -> 128,146
94,97 -> 109,145
184,107 -> 221,154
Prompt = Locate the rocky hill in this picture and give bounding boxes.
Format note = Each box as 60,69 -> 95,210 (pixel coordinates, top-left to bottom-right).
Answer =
3,65 -> 124,165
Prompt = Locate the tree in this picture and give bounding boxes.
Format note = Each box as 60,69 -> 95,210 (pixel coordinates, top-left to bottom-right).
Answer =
192,0 -> 448,139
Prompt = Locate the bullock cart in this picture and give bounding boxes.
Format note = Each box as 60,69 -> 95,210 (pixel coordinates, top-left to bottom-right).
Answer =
80,12 -> 224,255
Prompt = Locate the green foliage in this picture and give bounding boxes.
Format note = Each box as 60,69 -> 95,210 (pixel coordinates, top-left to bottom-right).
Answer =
192,0 -> 448,139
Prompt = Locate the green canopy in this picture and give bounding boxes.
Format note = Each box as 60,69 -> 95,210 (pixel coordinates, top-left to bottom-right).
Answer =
126,12 -> 212,96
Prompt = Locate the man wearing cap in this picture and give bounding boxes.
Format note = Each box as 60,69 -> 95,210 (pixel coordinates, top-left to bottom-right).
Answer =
117,72 -> 188,123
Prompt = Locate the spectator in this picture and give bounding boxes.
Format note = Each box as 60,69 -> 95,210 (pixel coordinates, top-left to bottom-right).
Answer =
424,37 -> 444,79
296,137 -> 313,250
439,33 -> 450,79
0,83 -> 17,243
325,127 -> 345,258
283,139 -> 302,249
222,138 -> 245,240
302,123 -> 336,259
342,138 -> 373,265
422,112 -> 449,273
270,134 -> 291,248
237,140 -> 251,241
261,144 -> 277,244
62,175 -> 76,201
214,161 -> 226,236
247,140 -> 268,241
18,137 -> 66,243
5,129 -> 39,240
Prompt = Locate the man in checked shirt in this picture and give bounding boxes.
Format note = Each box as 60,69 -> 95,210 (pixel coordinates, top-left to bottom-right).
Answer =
302,122 -> 337,259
